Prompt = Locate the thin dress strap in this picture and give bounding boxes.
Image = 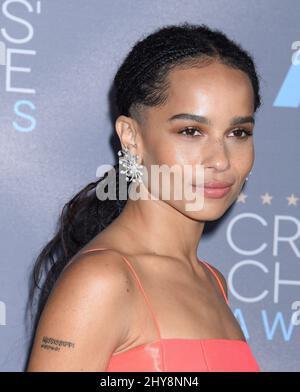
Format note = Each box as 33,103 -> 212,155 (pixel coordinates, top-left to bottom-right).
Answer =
79,247 -> 162,341
197,258 -> 229,305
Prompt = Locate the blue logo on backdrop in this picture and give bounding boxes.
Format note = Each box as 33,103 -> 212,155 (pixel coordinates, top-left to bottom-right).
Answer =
273,40 -> 300,108
0,0 -> 41,132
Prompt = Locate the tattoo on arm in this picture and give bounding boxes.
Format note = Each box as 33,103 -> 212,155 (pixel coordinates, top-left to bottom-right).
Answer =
40,335 -> 75,352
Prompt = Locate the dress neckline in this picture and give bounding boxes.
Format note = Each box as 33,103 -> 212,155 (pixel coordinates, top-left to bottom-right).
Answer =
111,337 -> 248,357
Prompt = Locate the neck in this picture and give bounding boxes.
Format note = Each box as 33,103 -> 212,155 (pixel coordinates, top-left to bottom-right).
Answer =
111,182 -> 205,262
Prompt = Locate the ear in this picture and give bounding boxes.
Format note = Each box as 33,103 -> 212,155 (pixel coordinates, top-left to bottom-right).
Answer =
115,115 -> 138,150
115,114 -> 142,163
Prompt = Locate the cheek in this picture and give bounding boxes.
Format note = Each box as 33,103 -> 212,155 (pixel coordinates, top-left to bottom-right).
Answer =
142,140 -> 196,193
144,139 -> 193,167
233,144 -> 254,169
231,147 -> 254,184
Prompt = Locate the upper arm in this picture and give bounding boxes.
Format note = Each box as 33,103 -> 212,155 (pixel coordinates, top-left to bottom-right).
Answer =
26,250 -> 135,372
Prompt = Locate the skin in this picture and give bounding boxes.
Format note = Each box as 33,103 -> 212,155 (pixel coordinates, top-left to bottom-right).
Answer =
102,60 -> 254,263
86,60 -> 255,348
26,60 -> 256,370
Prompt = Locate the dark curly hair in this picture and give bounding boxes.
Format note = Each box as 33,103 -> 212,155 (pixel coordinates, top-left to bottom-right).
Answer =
27,21 -> 262,344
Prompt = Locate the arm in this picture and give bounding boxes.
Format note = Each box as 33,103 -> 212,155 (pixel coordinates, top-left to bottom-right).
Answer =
26,250 -> 134,371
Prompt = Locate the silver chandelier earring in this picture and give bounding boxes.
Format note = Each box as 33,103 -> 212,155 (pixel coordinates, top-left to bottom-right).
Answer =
245,170 -> 252,182
117,145 -> 144,183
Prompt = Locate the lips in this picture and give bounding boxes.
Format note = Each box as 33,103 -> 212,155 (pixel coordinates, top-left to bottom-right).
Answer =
191,180 -> 234,199
194,181 -> 234,189
191,183 -> 232,198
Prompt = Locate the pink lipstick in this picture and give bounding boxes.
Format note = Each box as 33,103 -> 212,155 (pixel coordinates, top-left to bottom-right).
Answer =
192,181 -> 233,199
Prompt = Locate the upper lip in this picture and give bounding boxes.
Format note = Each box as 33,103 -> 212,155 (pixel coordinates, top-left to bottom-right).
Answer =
193,181 -> 234,188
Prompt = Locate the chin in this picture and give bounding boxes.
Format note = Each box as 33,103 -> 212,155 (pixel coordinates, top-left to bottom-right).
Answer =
201,209 -> 227,221
184,204 -> 228,222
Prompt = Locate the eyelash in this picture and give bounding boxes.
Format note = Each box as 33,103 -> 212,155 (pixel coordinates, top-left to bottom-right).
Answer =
178,127 -> 253,139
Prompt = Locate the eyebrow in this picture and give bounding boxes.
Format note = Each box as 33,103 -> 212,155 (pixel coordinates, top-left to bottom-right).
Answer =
167,113 -> 255,126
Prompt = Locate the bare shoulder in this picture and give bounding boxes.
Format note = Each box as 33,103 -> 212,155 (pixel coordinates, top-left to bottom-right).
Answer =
54,247 -> 137,310
205,262 -> 228,297
26,248 -> 136,371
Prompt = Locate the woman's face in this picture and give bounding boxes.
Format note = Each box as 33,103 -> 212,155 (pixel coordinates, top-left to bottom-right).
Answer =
133,61 -> 255,221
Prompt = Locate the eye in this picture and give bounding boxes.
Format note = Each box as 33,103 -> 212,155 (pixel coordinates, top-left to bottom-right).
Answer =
178,127 -> 254,139
229,128 -> 253,139
178,127 -> 202,137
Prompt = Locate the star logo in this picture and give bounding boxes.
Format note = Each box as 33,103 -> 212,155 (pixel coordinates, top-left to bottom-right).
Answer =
286,193 -> 299,206
237,192 -> 248,203
260,193 -> 273,205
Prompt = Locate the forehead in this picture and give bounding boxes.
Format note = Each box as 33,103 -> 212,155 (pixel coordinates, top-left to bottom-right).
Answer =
161,61 -> 254,118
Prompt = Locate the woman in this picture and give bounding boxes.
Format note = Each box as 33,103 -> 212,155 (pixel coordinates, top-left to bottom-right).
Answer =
26,22 -> 262,372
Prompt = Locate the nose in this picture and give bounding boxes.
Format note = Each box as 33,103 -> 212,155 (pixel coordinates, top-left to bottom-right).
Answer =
201,137 -> 230,172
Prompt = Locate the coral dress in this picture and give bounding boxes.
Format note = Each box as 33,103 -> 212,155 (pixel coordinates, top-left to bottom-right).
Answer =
80,247 -> 261,372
